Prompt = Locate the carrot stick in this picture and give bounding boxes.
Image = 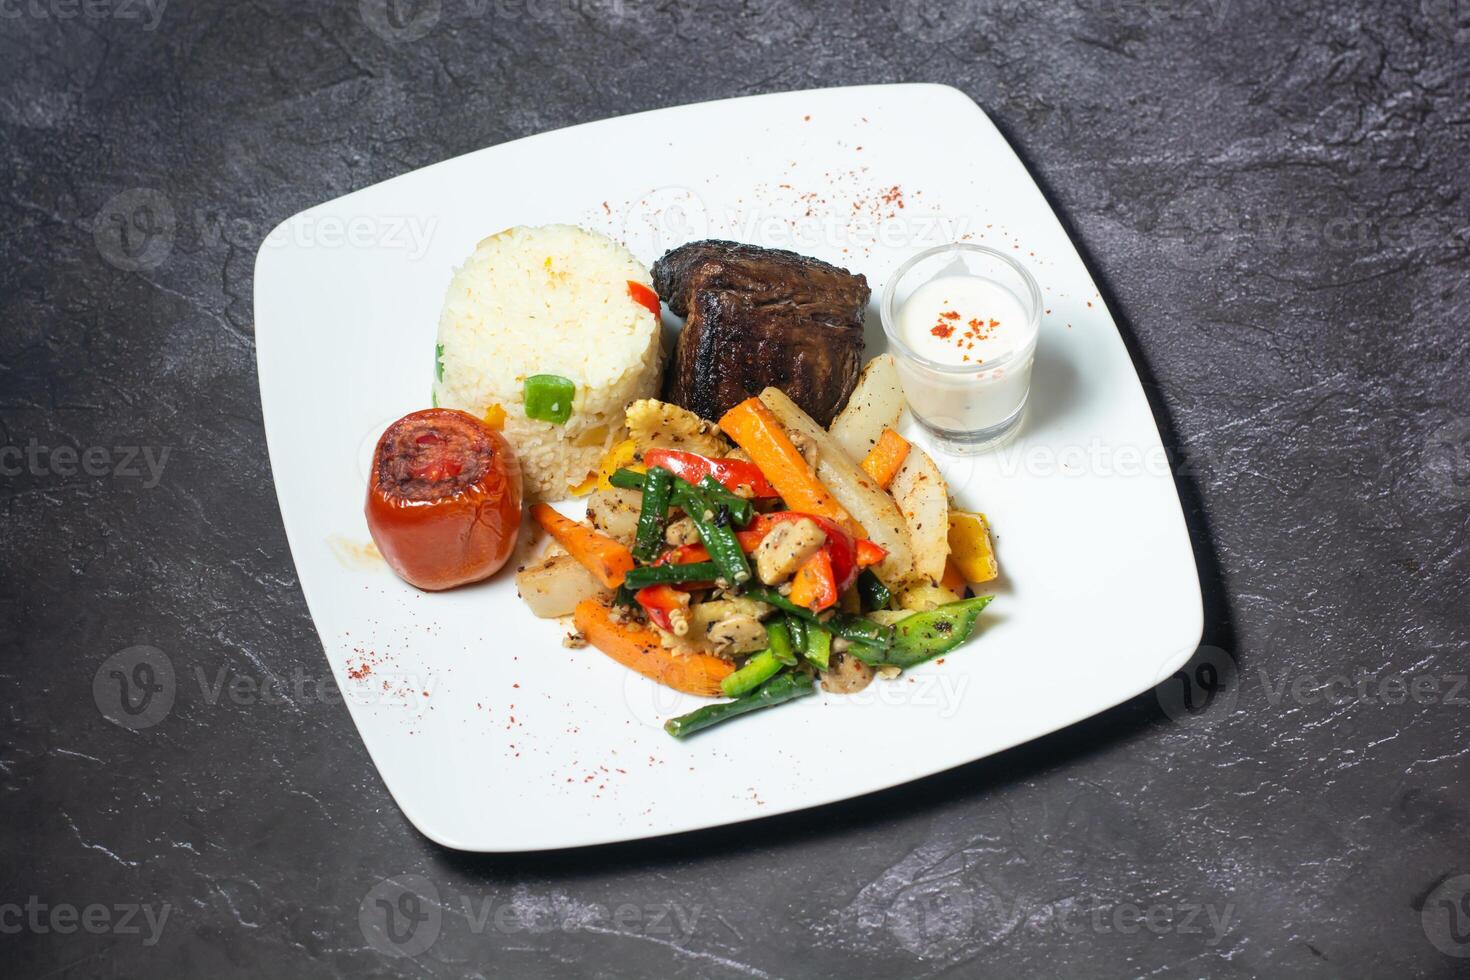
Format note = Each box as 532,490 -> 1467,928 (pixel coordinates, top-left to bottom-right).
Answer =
860,428 -> 911,490
531,503 -> 635,589
789,548 -> 839,612
718,398 -> 852,528
573,598 -> 734,696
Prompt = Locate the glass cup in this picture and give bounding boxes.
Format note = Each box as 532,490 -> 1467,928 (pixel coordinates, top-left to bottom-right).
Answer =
881,243 -> 1043,454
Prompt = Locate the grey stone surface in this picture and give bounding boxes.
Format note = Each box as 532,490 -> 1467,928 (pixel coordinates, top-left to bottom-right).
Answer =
3,0 -> 1468,977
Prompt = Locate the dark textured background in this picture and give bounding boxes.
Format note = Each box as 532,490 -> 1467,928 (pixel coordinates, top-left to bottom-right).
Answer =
4,0 -> 1469,976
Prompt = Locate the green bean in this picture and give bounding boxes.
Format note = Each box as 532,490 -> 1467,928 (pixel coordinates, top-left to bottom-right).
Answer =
664,672 -> 815,738
622,561 -> 720,590
621,471 -> 749,586
803,622 -> 832,671
695,476 -> 754,527
740,586 -> 820,622
613,466 -> 753,528
785,614 -> 808,654
720,649 -> 783,698
672,481 -> 751,588
766,619 -> 798,666
843,642 -> 889,667
857,569 -> 892,612
632,466 -> 674,562
608,467 -> 646,491
826,612 -> 896,651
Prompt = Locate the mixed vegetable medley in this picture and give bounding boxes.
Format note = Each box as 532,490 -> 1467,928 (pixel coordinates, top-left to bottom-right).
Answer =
515,355 -> 1001,738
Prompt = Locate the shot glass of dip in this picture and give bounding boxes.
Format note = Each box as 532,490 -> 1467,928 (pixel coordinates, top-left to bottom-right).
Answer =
881,243 -> 1043,453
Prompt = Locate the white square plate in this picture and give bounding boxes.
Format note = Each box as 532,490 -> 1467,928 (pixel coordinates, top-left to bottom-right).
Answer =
255,84 -> 1201,852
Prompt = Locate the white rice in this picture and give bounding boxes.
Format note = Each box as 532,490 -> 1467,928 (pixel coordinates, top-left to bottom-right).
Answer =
432,225 -> 661,500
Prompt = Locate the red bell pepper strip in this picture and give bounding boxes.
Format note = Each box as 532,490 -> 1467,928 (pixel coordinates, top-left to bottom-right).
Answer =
635,584 -> 687,632
643,449 -> 778,498
656,543 -> 709,566
627,281 -> 661,319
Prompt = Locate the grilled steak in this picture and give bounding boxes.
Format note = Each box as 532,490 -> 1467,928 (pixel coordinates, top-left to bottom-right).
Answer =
653,241 -> 869,426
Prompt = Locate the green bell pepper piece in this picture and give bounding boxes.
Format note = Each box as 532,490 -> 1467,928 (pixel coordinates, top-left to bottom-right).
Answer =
523,374 -> 575,425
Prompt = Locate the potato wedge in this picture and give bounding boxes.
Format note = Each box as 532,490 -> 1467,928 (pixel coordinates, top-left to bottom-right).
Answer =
757,387 -> 914,584
585,485 -> 642,546
829,354 -> 904,462
889,444 -> 949,584
896,581 -> 964,612
517,554 -> 611,619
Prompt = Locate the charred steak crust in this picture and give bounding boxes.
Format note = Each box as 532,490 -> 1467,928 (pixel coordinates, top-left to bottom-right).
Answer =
653,241 -> 870,427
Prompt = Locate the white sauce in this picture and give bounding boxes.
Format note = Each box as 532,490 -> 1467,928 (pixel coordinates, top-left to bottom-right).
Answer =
897,275 -> 1034,367
893,274 -> 1039,439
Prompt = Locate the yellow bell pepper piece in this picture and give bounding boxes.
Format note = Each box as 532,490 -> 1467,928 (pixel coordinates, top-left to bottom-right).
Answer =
596,438 -> 643,491
948,511 -> 999,584
570,438 -> 646,497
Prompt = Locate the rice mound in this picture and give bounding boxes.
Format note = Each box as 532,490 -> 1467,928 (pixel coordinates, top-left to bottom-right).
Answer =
432,225 -> 661,500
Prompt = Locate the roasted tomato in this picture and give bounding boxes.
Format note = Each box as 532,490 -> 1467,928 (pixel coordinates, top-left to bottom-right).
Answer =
366,409 -> 522,591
